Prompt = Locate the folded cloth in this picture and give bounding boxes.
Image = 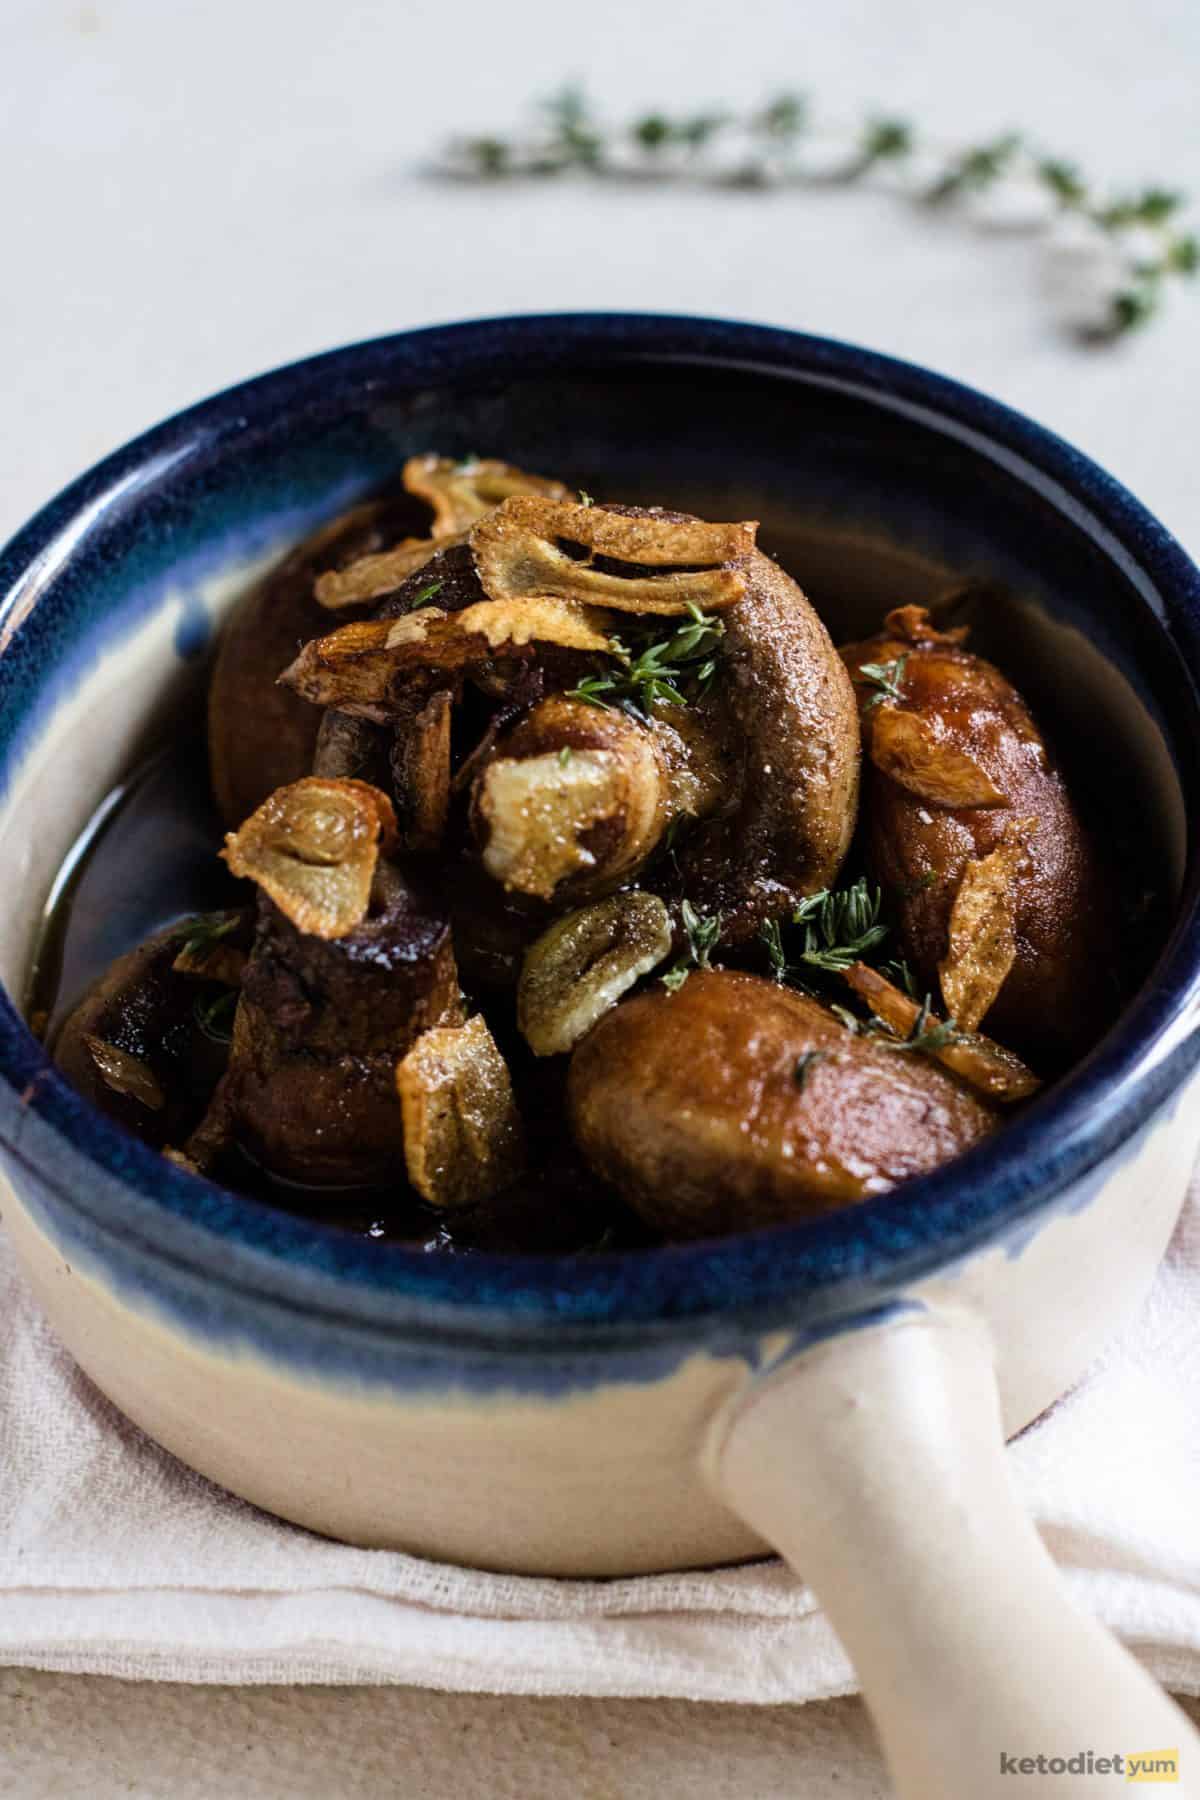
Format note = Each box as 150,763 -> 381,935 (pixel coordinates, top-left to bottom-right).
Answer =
2,1171 -> 1199,1702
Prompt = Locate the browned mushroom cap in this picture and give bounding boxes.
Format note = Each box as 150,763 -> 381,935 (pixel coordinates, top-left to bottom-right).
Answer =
839,605 -> 1119,1068
53,913 -> 252,1151
471,497 -> 757,615
469,696 -> 717,904
279,601 -> 617,723
313,457 -> 570,611
188,854 -> 461,1187
568,969 -> 998,1238
667,551 -> 862,941
221,778 -> 398,939
208,497 -> 423,828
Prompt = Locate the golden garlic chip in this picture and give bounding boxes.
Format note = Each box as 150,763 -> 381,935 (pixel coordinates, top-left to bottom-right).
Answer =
403,454 -> 571,538
396,1014 -> 525,1209
518,892 -> 674,1056
281,603 -> 616,721
868,706 -> 1009,809
83,1036 -> 166,1111
471,496 -> 757,616
938,841 -> 1026,1030
314,536 -> 452,611
396,690 -> 452,853
221,778 -> 398,939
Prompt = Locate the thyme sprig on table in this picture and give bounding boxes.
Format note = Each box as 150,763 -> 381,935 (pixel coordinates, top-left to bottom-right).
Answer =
440,87 -> 1196,341
567,601 -> 725,719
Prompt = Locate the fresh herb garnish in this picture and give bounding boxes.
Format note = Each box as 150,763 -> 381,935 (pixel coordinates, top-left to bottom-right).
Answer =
175,912 -> 240,962
558,746 -> 573,766
872,994 -> 964,1056
567,602 -> 725,719
857,654 -> 908,711
760,917 -> 789,982
194,989 -> 238,1043
793,879 -> 890,972
881,956 -> 919,998
793,1049 -> 826,1089
578,489 -> 595,507
661,899 -> 722,992
410,579 -> 445,608
441,90 -> 1196,341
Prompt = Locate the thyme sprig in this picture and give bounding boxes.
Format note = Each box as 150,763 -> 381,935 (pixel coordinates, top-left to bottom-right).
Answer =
856,654 -> 908,711
794,880 -> 891,972
661,899 -> 723,993
441,87 -> 1196,341
567,601 -> 725,719
174,911 -> 240,962
759,878 -> 891,982
194,989 -> 238,1043
873,993 -> 964,1055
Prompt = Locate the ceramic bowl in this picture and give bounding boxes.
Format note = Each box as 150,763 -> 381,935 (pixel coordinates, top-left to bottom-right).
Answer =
0,314 -> 1197,1589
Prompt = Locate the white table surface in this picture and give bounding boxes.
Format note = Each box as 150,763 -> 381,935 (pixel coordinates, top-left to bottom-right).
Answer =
3,0 -> 1199,1792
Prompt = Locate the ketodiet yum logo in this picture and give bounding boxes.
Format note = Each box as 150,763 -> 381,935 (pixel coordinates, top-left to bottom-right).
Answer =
999,1748 -> 1179,1782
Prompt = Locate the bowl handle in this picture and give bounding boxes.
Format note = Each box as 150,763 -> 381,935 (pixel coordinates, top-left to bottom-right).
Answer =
712,1304 -> 1200,1797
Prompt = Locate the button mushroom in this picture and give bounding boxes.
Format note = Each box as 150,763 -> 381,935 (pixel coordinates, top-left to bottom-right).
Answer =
568,969 -> 998,1238
840,605 -> 1120,1068
187,779 -> 462,1186
53,910 -> 253,1150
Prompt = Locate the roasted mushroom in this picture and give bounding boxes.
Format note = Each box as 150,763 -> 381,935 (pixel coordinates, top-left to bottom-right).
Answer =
840,605 -> 1119,1067
187,779 -> 462,1186
466,499 -> 861,937
469,697 -> 722,904
54,910 -> 252,1149
568,969 -> 998,1238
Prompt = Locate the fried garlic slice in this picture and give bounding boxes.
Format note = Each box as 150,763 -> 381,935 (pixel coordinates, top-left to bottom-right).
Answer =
314,535 -> 454,611
403,454 -> 570,537
280,602 -> 616,721
396,690 -> 452,853
313,457 -> 569,610
868,706 -> 1008,808
939,836 -> 1030,1030
471,497 -> 757,616
518,892 -> 673,1056
842,961 -> 1039,1103
83,1036 -> 166,1111
222,778 -> 398,939
396,1013 -> 525,1209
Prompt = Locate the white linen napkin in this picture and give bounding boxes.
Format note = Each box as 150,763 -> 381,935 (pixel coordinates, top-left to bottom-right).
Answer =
2,1161 -> 1199,1703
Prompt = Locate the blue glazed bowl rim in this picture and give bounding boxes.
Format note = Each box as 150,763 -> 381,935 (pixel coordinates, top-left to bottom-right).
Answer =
0,310 -> 1198,1339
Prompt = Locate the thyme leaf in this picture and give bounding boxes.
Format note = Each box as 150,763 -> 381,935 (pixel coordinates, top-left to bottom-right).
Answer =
856,654 -> 908,711
793,1049 -> 826,1090
194,989 -> 238,1043
567,602 -> 725,719
175,912 -> 240,962
441,89 -> 1195,342
661,899 -> 722,993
